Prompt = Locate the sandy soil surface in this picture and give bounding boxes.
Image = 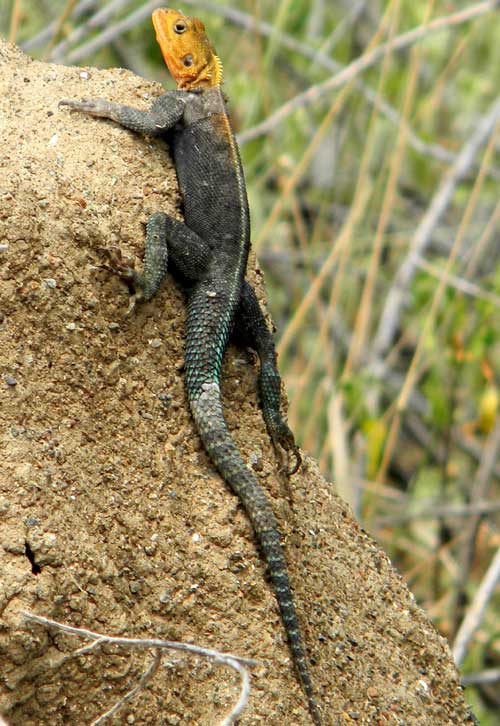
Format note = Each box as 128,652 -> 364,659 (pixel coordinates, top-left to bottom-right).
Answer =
0,41 -> 477,726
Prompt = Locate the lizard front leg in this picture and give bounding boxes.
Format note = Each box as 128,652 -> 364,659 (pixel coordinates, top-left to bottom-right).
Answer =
59,93 -> 210,305
59,90 -> 187,135
234,281 -> 301,474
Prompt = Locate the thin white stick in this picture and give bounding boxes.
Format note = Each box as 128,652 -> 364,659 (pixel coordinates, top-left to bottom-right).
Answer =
21,0 -> 97,51
452,546 -> 500,667
65,0 -> 164,63
413,255 -> 500,308
372,95 -> 500,359
240,1 -> 498,143
90,649 -> 162,726
461,667 -> 500,686
22,611 -> 256,726
50,0 -> 133,61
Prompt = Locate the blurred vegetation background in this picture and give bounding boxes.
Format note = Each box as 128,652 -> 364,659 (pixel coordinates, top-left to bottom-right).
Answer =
2,0 -> 499,721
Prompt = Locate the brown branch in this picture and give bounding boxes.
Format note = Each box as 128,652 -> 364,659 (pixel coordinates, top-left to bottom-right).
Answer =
22,611 -> 256,726
239,1 -> 498,143
372,94 -> 500,359
461,668 -> 500,686
373,499 -> 500,527
453,545 -> 500,667
451,422 -> 500,638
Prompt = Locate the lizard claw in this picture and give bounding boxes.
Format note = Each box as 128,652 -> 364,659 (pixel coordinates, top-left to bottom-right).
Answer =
97,247 -> 135,280
270,423 -> 302,476
286,445 -> 302,476
95,247 -> 144,314
59,98 -> 111,116
124,290 -> 147,316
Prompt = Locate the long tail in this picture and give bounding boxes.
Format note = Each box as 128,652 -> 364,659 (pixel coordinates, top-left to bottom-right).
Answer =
189,380 -> 321,725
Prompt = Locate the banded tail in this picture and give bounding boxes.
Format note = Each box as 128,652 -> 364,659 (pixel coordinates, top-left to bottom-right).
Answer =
189,380 -> 321,725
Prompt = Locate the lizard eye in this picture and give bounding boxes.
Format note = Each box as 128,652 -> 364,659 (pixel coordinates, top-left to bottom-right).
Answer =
174,21 -> 187,34
183,55 -> 194,67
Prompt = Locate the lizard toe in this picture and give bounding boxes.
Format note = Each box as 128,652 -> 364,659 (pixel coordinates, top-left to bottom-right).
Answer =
271,423 -> 302,476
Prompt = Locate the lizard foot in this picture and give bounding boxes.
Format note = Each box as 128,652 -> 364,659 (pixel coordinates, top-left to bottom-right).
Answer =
97,246 -> 135,278
59,98 -> 115,117
271,423 -> 302,476
97,247 -> 143,315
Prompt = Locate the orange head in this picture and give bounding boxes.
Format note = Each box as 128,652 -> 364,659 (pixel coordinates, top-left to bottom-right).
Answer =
152,9 -> 223,90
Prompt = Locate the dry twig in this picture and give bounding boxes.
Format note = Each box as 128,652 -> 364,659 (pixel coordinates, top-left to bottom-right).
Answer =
374,499 -> 500,527
372,95 -> 500,359
461,668 -> 500,686
240,1 -> 497,143
21,0 -> 98,51
50,0 -> 134,61
452,545 -> 500,667
22,611 -> 256,726
412,255 -> 500,308
7,0 -> 22,44
451,422 -> 500,637
64,0 -> 164,63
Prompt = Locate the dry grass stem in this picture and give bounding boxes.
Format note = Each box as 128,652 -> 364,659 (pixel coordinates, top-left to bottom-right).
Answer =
452,545 -> 500,667
373,96 -> 500,359
22,611 -> 255,726
240,1 -> 497,143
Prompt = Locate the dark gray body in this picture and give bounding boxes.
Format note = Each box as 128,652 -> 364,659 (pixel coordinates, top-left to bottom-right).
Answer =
60,86 -> 320,725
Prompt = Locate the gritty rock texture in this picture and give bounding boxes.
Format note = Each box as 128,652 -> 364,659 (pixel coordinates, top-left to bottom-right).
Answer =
0,41 -> 476,726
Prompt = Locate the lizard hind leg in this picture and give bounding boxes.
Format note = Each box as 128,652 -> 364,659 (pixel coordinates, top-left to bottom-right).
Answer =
113,210 -> 213,310
107,211 -> 171,315
91,212 -> 169,315
117,213 -> 212,314
234,281 -> 301,475
134,212 -> 170,303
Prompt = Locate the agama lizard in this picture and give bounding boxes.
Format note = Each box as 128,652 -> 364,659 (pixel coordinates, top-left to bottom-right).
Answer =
60,9 -> 321,724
